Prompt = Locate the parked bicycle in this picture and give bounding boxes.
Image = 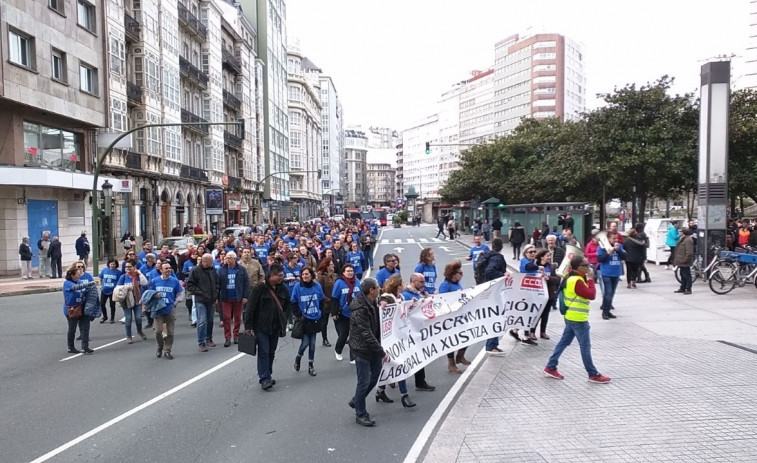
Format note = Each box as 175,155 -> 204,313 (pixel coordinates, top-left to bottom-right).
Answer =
708,250 -> 757,295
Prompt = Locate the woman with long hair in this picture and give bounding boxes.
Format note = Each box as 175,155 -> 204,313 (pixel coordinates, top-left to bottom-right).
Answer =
374,274 -> 416,408
98,257 -> 121,323
63,262 -> 96,354
290,267 -> 325,376
438,260 -> 470,373
414,248 -> 437,294
316,257 -> 337,347
347,242 -> 366,280
331,264 -> 360,363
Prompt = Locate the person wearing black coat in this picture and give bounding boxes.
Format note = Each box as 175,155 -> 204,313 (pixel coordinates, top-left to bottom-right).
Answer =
484,238 -> 508,352
508,221 -> 527,260
244,264 -> 289,391
48,236 -> 63,278
623,229 -> 646,289
19,237 -> 33,279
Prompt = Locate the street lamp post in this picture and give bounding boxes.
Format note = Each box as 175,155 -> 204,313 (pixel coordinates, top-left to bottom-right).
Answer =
92,121 -> 241,275
101,180 -> 113,262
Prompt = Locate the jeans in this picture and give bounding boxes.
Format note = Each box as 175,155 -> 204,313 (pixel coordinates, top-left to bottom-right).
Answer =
601,276 -> 619,313
320,313 -> 330,341
100,291 -> 116,320
679,266 -> 692,291
67,315 -> 91,350
365,251 -> 374,270
335,315 -> 353,360
485,336 -> 500,351
154,310 -> 176,352
195,300 -> 215,345
222,300 -> 244,340
39,256 -> 51,277
352,355 -> 383,417
667,246 -> 676,266
297,332 -> 317,361
546,320 -> 598,377
256,331 -> 279,383
51,257 -> 62,278
123,304 -> 142,338
378,380 -> 408,394
512,243 -> 522,260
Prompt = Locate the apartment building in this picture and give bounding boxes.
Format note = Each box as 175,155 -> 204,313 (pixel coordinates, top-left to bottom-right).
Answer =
366,163 -> 395,206
318,74 -> 344,216
343,129 -> 368,206
287,47 -> 322,220
395,135 -> 404,207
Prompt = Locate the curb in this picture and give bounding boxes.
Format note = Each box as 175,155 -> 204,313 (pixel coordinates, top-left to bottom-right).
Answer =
0,286 -> 63,298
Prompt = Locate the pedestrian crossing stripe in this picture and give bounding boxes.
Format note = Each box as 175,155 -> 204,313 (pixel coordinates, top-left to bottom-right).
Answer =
380,238 -> 447,244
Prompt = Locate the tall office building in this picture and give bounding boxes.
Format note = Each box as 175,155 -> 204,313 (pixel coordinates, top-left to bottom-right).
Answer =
343,129 -> 368,206
318,75 -> 344,216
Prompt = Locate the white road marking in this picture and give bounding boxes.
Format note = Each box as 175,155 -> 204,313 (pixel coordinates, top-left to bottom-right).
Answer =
419,238 -> 428,243
32,353 -> 246,463
381,239 -> 389,244
393,239 -> 402,244
59,338 -> 128,362
403,347 -> 488,463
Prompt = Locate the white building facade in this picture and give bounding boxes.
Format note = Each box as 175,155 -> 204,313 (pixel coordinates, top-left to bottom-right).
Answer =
343,129 -> 368,206
745,0 -> 757,89
318,75 -> 344,215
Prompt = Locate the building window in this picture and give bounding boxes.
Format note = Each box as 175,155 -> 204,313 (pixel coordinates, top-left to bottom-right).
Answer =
9,29 -> 35,69
23,121 -> 83,170
51,48 -> 66,82
49,0 -> 64,15
77,0 -> 96,33
79,62 -> 98,95
109,36 -> 125,76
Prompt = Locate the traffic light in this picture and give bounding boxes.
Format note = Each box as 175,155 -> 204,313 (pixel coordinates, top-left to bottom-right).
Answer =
425,142 -> 431,154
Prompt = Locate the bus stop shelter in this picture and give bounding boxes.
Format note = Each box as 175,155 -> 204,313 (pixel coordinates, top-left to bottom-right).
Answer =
498,202 -> 591,246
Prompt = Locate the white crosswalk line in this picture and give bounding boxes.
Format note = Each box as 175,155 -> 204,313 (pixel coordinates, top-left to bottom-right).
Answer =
381,239 -> 389,244
394,239 -> 402,244
431,238 -> 443,243
419,238 -> 428,243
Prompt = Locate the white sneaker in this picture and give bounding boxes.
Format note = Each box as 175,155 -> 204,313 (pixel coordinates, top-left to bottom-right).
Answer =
349,360 -> 356,365
335,351 -> 343,361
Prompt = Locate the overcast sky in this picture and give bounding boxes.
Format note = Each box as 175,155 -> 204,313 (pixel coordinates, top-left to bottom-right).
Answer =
287,0 -> 750,132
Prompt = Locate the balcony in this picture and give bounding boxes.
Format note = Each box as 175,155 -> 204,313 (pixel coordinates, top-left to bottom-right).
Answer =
179,56 -> 208,89
222,48 -> 242,75
227,175 -> 242,189
177,2 -> 207,41
222,89 -> 241,112
180,109 -> 209,135
126,82 -> 142,105
224,130 -> 243,150
124,12 -> 141,42
180,165 -> 209,182
125,151 -> 142,170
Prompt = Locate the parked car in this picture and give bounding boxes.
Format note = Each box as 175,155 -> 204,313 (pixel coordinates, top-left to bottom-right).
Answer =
222,226 -> 253,238
331,214 -> 344,222
158,236 -> 198,254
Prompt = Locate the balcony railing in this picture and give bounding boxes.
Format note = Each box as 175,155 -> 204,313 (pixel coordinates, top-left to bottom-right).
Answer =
126,82 -> 142,104
222,47 -> 242,75
179,56 -> 208,88
227,175 -> 242,189
125,151 -> 142,169
224,130 -> 243,149
180,165 -> 209,182
222,89 -> 241,112
124,12 -> 141,42
180,109 -> 209,135
177,2 -> 207,41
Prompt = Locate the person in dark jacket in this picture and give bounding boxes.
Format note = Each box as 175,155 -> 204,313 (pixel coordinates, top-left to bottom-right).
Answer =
218,251 -> 250,347
673,229 -> 695,295
484,238 -> 508,352
49,236 -> 63,278
244,264 -> 289,391
19,237 -> 33,279
492,217 -> 503,239
508,221 -> 526,260
634,223 -> 651,283
623,229 -> 646,289
347,278 -> 389,427
75,231 -> 90,270
187,254 -> 220,351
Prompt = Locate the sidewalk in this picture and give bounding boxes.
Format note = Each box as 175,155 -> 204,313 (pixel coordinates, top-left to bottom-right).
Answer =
0,261 -> 107,297
417,237 -> 757,461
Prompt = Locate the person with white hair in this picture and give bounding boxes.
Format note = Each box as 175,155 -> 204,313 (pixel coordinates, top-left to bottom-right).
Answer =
19,237 -> 33,279
218,251 -> 250,347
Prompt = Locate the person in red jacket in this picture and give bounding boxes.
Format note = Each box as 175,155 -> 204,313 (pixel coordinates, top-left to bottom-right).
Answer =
584,230 -> 600,283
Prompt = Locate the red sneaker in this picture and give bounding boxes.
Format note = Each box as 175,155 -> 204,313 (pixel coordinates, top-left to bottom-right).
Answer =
543,368 -> 564,380
588,374 -> 611,383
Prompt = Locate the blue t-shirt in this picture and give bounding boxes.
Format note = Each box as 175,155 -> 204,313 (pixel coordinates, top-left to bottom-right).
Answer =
253,245 -> 269,264
149,275 -> 183,315
226,267 -> 238,300
99,268 -> 122,295
520,258 -> 538,274
182,260 -> 195,282
375,267 -> 400,288
290,282 -> 325,320
284,263 -> 302,292
213,260 -> 223,272
597,245 -> 626,278
347,251 -> 365,275
469,244 -> 490,265
62,278 -> 90,316
139,263 -> 156,277
284,236 -> 299,249
414,263 -> 437,294
137,250 -> 150,266
331,278 -> 360,318
438,279 -> 463,294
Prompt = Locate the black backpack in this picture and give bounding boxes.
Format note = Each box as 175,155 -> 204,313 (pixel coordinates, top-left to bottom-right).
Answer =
474,250 -> 492,285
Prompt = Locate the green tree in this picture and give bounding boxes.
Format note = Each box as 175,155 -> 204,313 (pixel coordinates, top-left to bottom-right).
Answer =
729,89 -> 757,205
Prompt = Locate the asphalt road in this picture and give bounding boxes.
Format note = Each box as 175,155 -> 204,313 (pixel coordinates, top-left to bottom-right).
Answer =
1,224 -> 483,463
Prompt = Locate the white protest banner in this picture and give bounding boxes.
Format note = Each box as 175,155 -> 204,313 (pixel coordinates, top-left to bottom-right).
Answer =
378,273 -> 549,386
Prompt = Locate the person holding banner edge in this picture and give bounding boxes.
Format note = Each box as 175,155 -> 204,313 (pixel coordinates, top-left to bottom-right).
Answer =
543,255 -> 611,383
401,273 -> 437,391
484,238 -> 508,353
438,260 -> 471,373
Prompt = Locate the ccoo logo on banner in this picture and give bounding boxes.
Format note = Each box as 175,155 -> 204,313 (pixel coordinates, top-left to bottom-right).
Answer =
378,273 -> 548,385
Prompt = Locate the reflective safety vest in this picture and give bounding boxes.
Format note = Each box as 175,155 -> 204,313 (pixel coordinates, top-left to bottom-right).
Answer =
738,229 -> 750,246
563,275 -> 590,322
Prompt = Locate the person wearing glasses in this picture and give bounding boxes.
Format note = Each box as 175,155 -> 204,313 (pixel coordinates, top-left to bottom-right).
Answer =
375,254 -> 400,288
511,244 -> 541,345
544,256 -> 610,383
438,260 -> 470,373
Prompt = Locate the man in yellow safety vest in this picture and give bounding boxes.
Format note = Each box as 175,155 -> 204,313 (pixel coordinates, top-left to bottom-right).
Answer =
543,255 -> 611,383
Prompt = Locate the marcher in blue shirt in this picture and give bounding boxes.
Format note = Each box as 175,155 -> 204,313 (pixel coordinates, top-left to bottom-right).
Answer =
466,235 -> 490,267
347,242 -> 366,279
414,248 -> 437,294
98,258 -> 122,323
519,244 -> 539,274
331,264 -> 360,362
148,262 -> 184,359
63,262 -> 97,354
596,231 -> 626,320
218,251 -> 250,347
139,254 -> 158,277
290,267 -> 325,376
438,260 -> 470,372
400,272 -> 437,392
375,254 -> 401,288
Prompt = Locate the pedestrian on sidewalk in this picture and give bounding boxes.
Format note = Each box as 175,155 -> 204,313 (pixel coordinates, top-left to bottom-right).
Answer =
543,255 -> 611,383
435,215 -> 447,239
49,236 -> 63,278
665,221 -> 680,270
673,228 -> 695,295
634,223 -> 651,283
75,231 -> 91,270
481,220 -> 491,242
623,229 -> 646,289
596,231 -> 625,320
509,222 -> 526,260
492,216 -> 503,239
19,237 -> 33,279
37,232 -> 52,278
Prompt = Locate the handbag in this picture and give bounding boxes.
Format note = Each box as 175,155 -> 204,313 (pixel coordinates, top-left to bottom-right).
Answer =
67,305 -> 83,319
291,317 -> 304,339
237,332 -> 257,356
